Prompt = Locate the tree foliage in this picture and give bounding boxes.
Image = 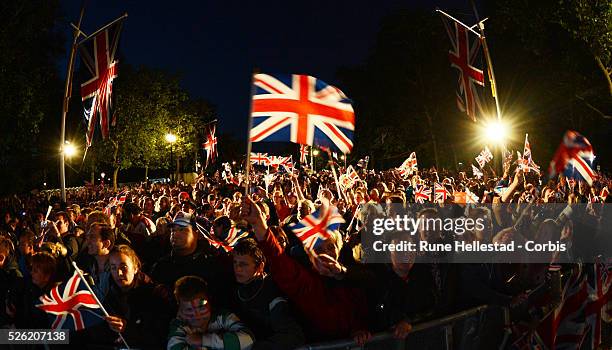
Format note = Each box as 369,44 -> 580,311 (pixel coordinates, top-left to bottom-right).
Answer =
0,1 -> 63,193
84,65 -> 214,188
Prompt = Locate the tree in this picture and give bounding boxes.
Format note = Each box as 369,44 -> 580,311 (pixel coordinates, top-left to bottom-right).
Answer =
85,65 -> 212,189
0,1 -> 63,193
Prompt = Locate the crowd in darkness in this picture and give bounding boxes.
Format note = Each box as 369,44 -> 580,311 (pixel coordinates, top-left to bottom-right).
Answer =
0,164 -> 610,349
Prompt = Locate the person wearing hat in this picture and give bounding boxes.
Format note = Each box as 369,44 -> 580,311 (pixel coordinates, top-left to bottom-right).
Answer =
150,211 -> 232,307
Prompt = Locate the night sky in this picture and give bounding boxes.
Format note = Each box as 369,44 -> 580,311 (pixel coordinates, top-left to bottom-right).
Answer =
59,0 -> 472,139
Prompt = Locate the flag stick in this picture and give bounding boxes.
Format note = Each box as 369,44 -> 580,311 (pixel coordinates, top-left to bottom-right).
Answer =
435,9 -> 482,37
76,13 -> 128,46
468,0 -> 502,122
60,1 -> 86,203
327,153 -> 346,203
71,262 -> 130,349
244,73 -> 256,196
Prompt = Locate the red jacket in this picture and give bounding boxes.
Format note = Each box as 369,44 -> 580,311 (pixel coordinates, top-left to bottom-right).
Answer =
259,229 -> 368,340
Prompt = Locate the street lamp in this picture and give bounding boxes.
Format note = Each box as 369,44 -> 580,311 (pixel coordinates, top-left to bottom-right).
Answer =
63,141 -> 77,158
165,133 -> 177,182
483,120 -> 508,144
101,172 -> 105,186
312,149 -> 320,172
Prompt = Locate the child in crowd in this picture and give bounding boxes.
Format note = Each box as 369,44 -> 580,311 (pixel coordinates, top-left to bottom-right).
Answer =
168,275 -> 254,350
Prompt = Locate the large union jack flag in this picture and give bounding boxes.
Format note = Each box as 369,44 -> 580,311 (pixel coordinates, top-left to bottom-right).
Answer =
202,122 -> 218,167
289,203 -> 345,251
548,131 -> 597,186
249,74 -> 355,153
441,16 -> 485,121
79,17 -> 125,147
36,270 -> 103,330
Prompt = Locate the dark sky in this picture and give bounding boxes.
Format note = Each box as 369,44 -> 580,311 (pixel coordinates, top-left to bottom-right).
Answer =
60,0 -> 473,139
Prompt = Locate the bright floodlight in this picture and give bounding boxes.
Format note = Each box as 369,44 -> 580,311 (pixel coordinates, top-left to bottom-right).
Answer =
484,121 -> 507,143
63,143 -> 77,157
165,133 -> 177,143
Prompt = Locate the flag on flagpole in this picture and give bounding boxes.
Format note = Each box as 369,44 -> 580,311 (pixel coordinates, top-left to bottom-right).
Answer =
289,203 -> 345,251
36,270 -> 104,330
440,13 -> 485,121
548,131 -> 596,185
414,184 -> 431,203
434,183 -> 451,203
202,226 -> 249,252
471,164 -> 483,179
398,152 -> 418,177
250,152 -> 269,166
299,144 -> 309,163
202,122 -> 218,167
249,73 -> 355,153
79,16 -> 126,147
475,146 -> 493,168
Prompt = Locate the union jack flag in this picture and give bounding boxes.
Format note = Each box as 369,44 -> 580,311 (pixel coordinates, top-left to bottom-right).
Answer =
250,152 -> 270,166
203,226 -> 249,252
434,183 -> 451,203
36,270 -> 103,330
585,257 -> 612,349
441,15 -> 484,121
202,123 -> 218,167
79,17 -> 125,147
549,131 -> 597,186
466,188 -> 479,204
398,152 -> 418,177
517,134 -> 540,174
475,146 -> 493,168
601,186 -> 609,202
414,184 -> 431,203
289,203 -> 345,251
339,165 -> 360,190
249,73 -> 355,153
299,144 -> 309,163
269,155 -> 293,170
471,164 -> 483,179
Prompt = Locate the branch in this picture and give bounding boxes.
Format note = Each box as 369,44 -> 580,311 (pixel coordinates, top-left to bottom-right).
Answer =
575,94 -> 612,119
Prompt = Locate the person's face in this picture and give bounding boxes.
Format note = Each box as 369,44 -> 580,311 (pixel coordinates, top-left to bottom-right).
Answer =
233,254 -> 263,284
36,214 -> 44,223
287,195 -> 297,205
170,226 -> 196,253
19,238 -> 33,256
85,227 -> 108,256
31,265 -> 51,289
56,216 -> 69,233
355,192 -> 364,203
110,253 -> 138,290
390,244 -> 415,278
273,193 -> 283,205
144,200 -> 154,213
178,297 -> 211,330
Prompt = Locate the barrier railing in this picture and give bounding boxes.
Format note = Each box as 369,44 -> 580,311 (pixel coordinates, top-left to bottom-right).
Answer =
296,305 -> 499,350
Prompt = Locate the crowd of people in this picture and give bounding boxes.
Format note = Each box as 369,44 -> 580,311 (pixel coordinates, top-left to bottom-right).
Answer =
0,161 -> 611,349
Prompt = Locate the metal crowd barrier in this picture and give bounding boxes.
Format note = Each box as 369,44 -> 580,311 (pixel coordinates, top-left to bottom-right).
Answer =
296,305 -> 505,350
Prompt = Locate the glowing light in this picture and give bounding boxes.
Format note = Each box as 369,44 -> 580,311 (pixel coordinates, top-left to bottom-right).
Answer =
165,133 -> 177,143
63,143 -> 77,157
484,121 -> 507,144
312,149 -> 320,156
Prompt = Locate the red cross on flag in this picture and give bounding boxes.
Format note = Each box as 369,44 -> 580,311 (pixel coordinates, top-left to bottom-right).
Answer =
79,16 -> 126,147
249,74 -> 355,153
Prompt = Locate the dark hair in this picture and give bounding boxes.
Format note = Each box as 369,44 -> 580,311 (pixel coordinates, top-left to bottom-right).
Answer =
55,211 -> 70,223
19,230 -> 36,247
174,275 -> 209,302
92,224 -> 115,250
30,252 -> 57,280
232,238 -> 266,267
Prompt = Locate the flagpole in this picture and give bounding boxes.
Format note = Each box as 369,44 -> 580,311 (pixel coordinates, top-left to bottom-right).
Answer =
60,1 -> 87,203
76,13 -> 128,46
71,262 -> 131,349
244,72 -> 256,196
468,1 -> 502,122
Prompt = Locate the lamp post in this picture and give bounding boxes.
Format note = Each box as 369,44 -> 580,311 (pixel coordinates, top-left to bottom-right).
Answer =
165,133 -> 177,182
312,149 -> 320,172
101,172 -> 105,186
61,141 -> 78,192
